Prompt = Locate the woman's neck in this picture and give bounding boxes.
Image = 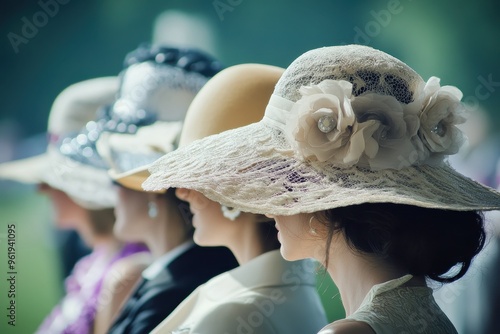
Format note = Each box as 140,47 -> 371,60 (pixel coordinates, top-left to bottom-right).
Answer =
326,236 -> 409,316
145,209 -> 189,259
227,216 -> 272,265
90,233 -> 123,255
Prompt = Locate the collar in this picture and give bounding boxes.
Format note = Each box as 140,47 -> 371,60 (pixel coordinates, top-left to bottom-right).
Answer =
142,241 -> 194,280
203,250 -> 317,299
357,274 -> 423,310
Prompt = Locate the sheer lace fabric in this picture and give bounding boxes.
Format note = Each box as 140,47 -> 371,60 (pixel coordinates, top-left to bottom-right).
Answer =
347,275 -> 457,334
143,45 -> 500,214
144,121 -> 500,215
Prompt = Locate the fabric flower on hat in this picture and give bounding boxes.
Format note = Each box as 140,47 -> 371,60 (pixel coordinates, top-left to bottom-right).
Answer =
285,80 -> 379,166
418,76 -> 466,157
284,77 -> 467,170
351,93 -> 420,169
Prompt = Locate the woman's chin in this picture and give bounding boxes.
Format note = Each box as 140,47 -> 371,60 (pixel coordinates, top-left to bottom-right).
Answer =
279,247 -> 295,261
280,245 -> 310,262
193,230 -> 220,248
113,223 -> 134,242
193,230 -> 208,246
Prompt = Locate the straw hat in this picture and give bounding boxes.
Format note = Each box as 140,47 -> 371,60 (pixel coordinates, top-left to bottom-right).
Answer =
178,63 -> 285,147
93,45 -> 223,191
143,45 -> 500,215
0,77 -> 118,209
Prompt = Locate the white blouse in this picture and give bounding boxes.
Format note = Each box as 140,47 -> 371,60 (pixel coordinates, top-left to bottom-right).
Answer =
347,275 -> 458,334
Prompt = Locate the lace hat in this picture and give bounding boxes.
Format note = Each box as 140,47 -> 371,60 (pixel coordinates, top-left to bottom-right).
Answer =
143,45 -> 500,215
90,45 -> 223,191
0,77 -> 118,209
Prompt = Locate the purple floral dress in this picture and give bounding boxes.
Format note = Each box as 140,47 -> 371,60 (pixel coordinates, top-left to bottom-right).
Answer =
36,243 -> 148,334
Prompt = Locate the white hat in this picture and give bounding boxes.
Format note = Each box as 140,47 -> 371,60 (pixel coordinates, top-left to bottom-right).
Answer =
96,121 -> 182,192
143,45 -> 500,215
92,46 -> 222,191
0,77 -> 119,209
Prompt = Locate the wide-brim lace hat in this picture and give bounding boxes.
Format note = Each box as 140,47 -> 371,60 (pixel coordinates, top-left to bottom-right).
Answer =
0,77 -> 119,209
143,45 -> 500,215
86,45 -> 223,192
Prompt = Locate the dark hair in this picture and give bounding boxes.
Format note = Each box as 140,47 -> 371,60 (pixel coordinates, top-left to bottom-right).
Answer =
87,208 -> 116,235
257,218 -> 281,252
317,203 -> 485,283
163,188 -> 194,237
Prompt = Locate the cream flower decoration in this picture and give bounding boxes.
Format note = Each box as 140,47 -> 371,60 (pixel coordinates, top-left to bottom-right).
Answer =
284,77 -> 466,170
285,80 -> 378,166
418,76 -> 466,156
351,93 -> 419,169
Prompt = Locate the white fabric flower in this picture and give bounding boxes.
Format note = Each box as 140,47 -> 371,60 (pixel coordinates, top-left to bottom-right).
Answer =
285,80 -> 377,165
418,77 -> 466,155
283,77 -> 466,170
352,93 -> 420,169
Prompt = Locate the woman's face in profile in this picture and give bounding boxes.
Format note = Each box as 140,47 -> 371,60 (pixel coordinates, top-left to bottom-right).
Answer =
272,214 -> 324,262
37,183 -> 88,229
175,188 -> 234,247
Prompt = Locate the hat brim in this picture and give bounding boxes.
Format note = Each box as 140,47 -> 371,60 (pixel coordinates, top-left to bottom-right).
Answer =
111,164 -> 165,193
0,154 -> 50,184
143,120 -> 500,216
43,147 -> 117,209
0,149 -> 117,209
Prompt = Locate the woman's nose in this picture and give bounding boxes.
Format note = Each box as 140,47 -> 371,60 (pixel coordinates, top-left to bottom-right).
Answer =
175,188 -> 190,200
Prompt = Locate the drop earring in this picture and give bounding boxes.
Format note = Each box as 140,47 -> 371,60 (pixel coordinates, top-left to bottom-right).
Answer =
148,201 -> 158,219
309,216 -> 318,236
221,205 -> 241,221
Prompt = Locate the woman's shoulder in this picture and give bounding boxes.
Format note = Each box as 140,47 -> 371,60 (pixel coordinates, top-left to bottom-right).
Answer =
190,301 -> 278,334
93,252 -> 152,334
114,250 -> 152,267
100,251 -> 152,299
319,320 -> 376,334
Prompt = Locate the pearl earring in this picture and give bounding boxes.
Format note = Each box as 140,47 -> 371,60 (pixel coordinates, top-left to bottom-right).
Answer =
148,201 -> 158,219
221,205 -> 241,221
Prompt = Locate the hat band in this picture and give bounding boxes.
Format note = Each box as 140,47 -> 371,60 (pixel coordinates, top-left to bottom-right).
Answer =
100,121 -> 183,175
262,94 -> 294,130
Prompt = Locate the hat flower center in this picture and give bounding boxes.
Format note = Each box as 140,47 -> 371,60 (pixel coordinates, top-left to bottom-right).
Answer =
318,115 -> 337,133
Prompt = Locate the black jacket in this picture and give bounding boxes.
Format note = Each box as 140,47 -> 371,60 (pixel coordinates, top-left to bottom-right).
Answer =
107,245 -> 237,334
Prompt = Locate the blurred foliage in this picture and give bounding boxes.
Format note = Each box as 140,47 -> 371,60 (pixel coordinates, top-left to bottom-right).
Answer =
0,0 -> 499,137
0,192 -> 62,334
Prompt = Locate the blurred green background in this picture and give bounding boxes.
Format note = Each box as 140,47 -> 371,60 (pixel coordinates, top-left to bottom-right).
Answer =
0,0 -> 499,333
